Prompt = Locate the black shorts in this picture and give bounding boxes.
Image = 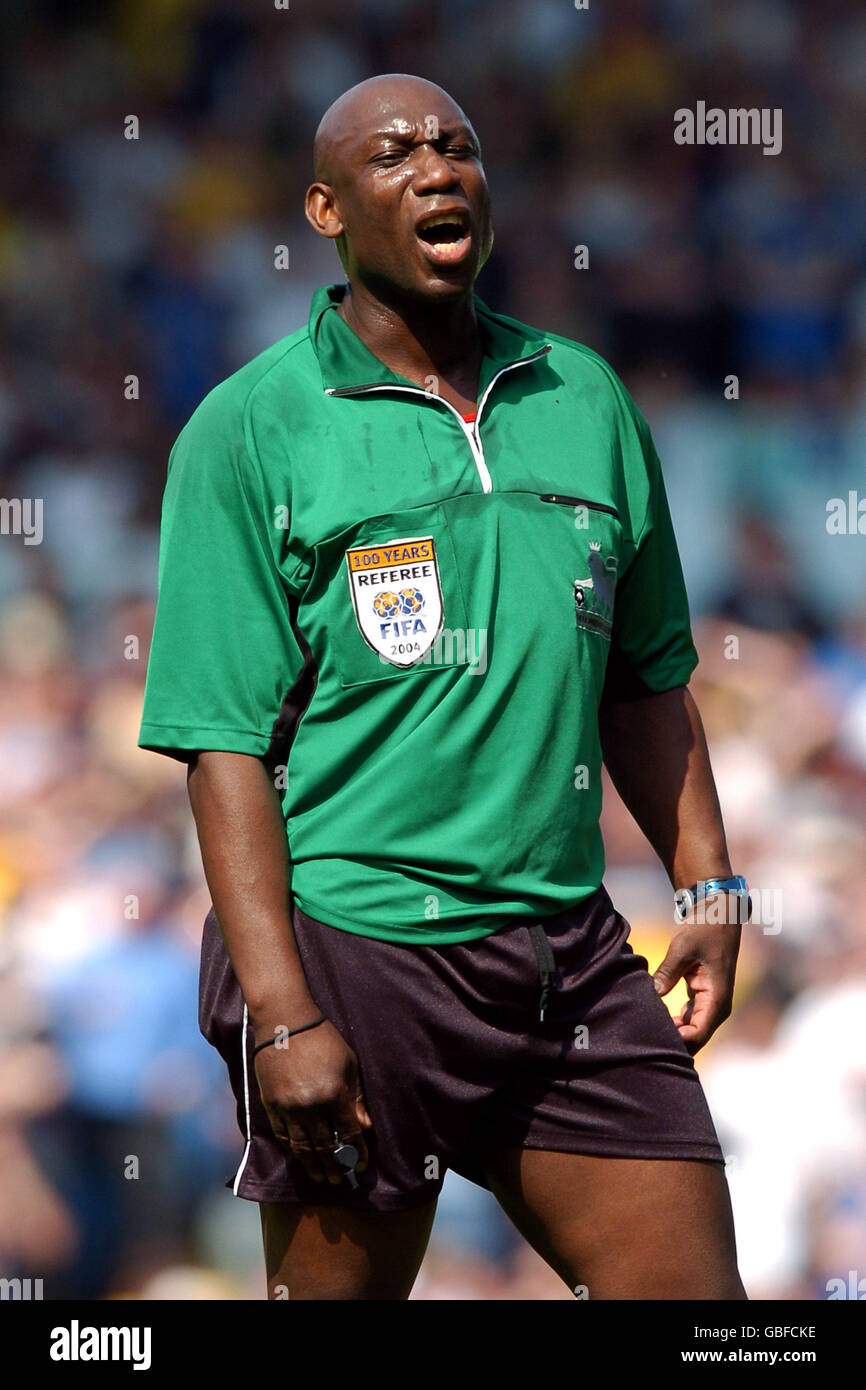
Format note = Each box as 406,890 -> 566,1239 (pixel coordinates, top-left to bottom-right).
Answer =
199,886 -> 724,1211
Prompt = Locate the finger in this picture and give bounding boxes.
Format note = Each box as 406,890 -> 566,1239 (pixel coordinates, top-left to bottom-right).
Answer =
672,984 -> 697,1029
279,1114 -> 329,1183
676,990 -> 724,1054
652,940 -> 687,997
327,1095 -> 370,1175
302,1114 -> 355,1185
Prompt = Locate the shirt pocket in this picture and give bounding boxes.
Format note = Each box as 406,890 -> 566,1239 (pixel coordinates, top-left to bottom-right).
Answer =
535,493 -> 623,645
322,502 -> 472,689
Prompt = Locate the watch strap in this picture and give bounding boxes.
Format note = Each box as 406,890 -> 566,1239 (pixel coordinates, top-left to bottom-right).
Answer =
674,875 -> 750,922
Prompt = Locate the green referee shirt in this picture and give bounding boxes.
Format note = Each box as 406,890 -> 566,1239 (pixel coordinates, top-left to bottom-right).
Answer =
139,282 -> 698,943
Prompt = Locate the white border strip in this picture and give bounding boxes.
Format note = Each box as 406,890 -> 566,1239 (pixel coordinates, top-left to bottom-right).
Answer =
232,1003 -> 252,1195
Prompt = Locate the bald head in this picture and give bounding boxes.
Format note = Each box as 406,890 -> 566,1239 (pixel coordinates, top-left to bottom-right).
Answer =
305,72 -> 492,296
313,74 -> 476,187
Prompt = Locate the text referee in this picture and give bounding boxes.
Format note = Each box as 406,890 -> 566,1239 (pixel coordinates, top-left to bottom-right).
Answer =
139,74 -> 748,1300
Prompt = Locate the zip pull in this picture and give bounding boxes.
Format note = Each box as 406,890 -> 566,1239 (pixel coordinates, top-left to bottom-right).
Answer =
540,494 -> 619,519
528,921 -> 557,1024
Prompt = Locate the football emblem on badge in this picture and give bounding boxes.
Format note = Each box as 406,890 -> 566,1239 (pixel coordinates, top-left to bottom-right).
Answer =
373,591 -> 401,619
399,587 -> 425,615
345,536 -> 444,668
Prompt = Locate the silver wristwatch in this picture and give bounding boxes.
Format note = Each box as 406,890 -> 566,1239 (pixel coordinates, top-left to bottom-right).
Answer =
674,875 -> 750,924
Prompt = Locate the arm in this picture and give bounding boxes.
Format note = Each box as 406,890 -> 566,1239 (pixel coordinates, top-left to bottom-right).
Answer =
598,684 -> 741,1053
187,750 -> 371,1182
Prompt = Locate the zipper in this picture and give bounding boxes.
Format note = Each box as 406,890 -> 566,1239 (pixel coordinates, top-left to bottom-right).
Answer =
539,493 -> 619,520
325,344 -> 551,495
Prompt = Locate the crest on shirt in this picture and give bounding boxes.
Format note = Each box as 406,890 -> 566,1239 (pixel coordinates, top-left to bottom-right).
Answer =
346,536 -> 444,667
573,541 -> 617,640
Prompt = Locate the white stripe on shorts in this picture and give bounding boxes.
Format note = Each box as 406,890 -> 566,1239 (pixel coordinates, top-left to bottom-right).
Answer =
232,1003 -> 252,1195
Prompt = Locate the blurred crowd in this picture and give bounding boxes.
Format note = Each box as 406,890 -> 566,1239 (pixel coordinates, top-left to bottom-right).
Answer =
0,0 -> 864,1299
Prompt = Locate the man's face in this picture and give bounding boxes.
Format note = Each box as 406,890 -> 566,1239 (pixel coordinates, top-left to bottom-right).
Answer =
308,84 -> 493,300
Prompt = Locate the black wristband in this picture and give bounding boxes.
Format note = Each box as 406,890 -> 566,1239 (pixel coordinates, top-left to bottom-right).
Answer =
252,1015 -> 327,1056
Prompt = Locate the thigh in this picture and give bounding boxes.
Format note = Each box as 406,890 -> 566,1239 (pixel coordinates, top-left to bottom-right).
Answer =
482,1148 -> 746,1300
259,1197 -> 438,1300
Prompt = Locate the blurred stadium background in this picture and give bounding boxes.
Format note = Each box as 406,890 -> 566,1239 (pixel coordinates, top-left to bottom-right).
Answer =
1,0 -> 865,1300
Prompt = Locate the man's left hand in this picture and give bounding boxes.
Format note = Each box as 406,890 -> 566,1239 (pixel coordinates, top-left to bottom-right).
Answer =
652,910 -> 742,1055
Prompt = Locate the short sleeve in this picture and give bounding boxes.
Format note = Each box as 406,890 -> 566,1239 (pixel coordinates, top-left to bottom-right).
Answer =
138,389 -> 305,762
601,411 -> 698,703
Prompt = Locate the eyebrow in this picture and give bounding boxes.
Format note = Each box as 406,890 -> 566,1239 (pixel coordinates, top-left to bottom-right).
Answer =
365,123 -> 477,146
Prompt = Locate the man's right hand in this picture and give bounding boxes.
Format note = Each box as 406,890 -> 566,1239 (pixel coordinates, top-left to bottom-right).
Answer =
253,1019 -> 373,1185
185,752 -> 371,1185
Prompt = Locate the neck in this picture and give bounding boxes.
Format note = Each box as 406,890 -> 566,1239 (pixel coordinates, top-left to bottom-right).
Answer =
337,278 -> 482,393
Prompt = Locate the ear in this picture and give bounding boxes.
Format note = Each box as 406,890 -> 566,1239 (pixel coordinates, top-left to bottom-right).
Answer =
305,183 -> 344,241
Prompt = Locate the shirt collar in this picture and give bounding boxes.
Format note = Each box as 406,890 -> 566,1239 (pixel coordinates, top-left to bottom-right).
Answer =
308,281 -> 549,396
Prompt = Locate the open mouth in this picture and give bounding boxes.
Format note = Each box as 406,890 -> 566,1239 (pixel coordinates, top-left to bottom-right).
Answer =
415,209 -> 472,265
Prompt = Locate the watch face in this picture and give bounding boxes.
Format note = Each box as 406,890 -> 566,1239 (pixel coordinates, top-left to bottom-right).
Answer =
674,889 -> 693,921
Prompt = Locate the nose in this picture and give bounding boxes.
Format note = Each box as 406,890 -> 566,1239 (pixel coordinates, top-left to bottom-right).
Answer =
411,142 -> 460,194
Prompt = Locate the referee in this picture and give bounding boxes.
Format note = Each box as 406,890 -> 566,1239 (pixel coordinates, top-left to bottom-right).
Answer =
139,73 -> 748,1300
